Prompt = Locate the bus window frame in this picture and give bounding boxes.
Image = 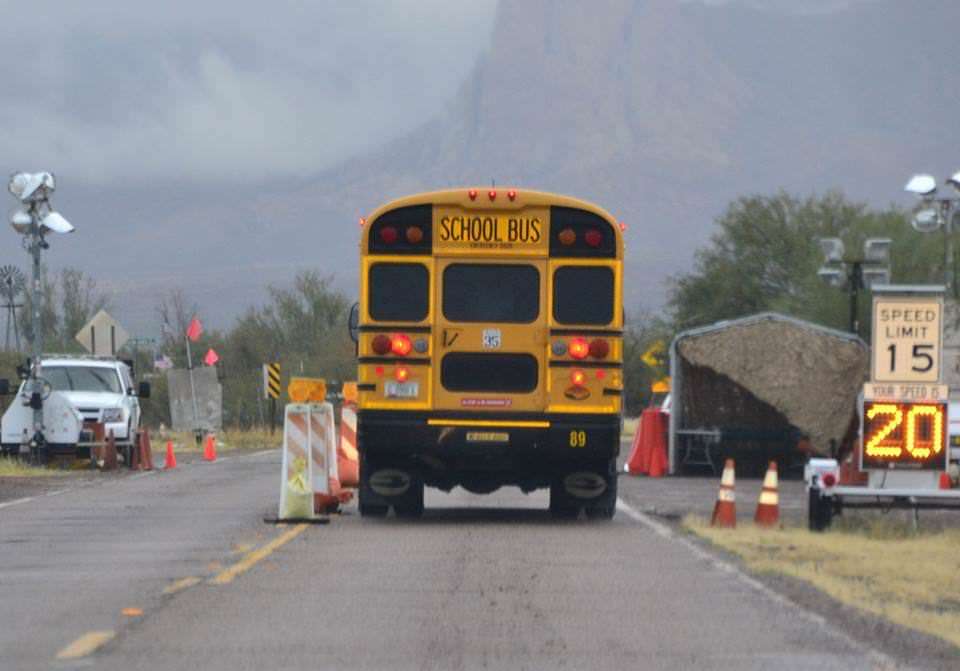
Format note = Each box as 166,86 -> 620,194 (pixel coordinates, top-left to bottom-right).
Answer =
547,258 -> 622,330
361,258 -> 433,326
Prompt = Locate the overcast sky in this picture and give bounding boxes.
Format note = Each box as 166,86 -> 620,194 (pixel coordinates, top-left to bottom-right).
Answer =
0,1 -> 498,186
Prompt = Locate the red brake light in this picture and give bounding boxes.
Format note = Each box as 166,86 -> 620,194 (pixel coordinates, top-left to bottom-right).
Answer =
569,338 -> 589,360
488,189 -> 497,200
391,334 -> 412,356
406,226 -> 423,244
395,366 -> 410,382
558,228 -> 576,246
589,339 -> 609,359
468,189 -> 478,200
584,229 -> 603,247
570,369 -> 587,387
371,334 -> 391,355
379,226 -> 398,244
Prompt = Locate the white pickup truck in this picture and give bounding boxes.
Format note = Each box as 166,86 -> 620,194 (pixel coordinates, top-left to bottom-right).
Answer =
1,356 -> 150,462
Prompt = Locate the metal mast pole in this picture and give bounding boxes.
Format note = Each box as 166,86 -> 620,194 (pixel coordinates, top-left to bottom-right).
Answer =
28,202 -> 45,459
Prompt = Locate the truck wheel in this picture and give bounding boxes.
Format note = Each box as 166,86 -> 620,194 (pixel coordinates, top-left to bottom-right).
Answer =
808,487 -> 833,532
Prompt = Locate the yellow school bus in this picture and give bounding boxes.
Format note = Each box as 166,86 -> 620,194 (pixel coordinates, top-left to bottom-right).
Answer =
354,188 -> 624,518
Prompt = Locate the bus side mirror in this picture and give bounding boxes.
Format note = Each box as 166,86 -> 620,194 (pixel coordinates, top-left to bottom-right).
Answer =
138,382 -> 151,399
0,379 -> 9,395
348,302 -> 359,344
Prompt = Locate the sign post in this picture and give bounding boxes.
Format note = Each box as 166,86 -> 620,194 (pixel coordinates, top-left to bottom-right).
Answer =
264,362 -> 281,434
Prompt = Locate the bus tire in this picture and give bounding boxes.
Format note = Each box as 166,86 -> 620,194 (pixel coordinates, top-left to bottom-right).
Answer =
585,465 -> 618,520
394,479 -> 424,519
549,480 -> 580,519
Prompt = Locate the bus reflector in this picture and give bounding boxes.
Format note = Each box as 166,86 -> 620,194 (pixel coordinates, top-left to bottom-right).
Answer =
569,338 -> 589,360
570,369 -> 587,387
468,189 -> 478,200
395,366 -> 410,382
584,229 -> 603,247
391,334 -> 413,356
558,228 -> 576,246
371,334 -> 391,355
488,189 -> 497,200
406,226 -> 424,244
379,226 -> 398,244
507,189 -> 517,201
589,339 -> 609,359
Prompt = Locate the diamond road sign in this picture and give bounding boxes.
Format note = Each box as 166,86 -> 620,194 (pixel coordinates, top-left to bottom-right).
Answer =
75,309 -> 129,357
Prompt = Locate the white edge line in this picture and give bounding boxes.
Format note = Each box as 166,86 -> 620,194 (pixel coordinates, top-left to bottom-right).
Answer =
0,496 -> 34,510
615,497 -> 895,668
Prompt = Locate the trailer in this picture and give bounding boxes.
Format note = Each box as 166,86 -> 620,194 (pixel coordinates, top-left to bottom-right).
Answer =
668,313 -> 868,475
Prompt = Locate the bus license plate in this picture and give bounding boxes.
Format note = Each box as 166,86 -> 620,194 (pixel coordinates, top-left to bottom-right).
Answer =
466,431 -> 509,443
385,381 -> 419,398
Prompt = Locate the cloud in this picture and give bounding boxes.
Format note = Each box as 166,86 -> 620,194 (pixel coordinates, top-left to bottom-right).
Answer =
0,1 -> 498,185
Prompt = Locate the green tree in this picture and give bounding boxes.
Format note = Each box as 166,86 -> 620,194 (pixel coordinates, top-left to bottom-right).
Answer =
667,191 -> 943,337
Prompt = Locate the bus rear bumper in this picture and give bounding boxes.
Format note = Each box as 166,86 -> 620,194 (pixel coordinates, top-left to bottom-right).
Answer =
357,410 -> 620,490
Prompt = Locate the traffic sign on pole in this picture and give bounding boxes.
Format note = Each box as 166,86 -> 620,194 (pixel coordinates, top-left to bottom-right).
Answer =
871,288 -> 943,383
75,310 -> 129,357
264,363 -> 281,399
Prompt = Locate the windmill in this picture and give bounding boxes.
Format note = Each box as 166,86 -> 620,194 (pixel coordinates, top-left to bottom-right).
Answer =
0,265 -> 25,351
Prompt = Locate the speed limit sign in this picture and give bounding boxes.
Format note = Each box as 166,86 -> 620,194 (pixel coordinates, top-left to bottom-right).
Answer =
871,289 -> 943,383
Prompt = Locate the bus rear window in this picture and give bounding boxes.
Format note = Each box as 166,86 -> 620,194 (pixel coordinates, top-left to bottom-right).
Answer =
553,266 -> 614,325
443,264 -> 539,323
369,263 -> 428,321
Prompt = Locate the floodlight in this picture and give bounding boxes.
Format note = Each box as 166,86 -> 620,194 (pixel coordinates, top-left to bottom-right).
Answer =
947,171 -> 960,192
819,238 -> 845,263
9,209 -> 32,234
863,238 -> 892,263
911,208 -> 942,232
41,211 -> 74,234
904,173 -> 937,197
7,172 -> 54,203
817,267 -> 844,288
862,267 -> 890,288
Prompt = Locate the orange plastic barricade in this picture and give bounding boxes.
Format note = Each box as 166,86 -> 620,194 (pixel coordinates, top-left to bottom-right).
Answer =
338,402 -> 359,488
624,408 -> 668,476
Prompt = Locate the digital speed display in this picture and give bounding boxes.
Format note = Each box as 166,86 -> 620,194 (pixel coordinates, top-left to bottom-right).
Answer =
862,401 -> 947,470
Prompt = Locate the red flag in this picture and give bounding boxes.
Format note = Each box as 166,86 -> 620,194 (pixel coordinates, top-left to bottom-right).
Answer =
204,348 -> 219,366
186,316 -> 202,342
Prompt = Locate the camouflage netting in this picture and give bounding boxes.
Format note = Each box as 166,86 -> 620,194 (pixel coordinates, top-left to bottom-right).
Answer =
677,315 -> 868,456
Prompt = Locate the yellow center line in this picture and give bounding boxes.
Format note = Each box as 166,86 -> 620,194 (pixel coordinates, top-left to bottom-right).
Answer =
56,630 -> 115,660
163,576 -> 202,595
209,523 -> 308,585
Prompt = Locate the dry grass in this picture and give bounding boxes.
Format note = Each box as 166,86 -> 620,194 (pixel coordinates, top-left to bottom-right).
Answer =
684,514 -> 960,648
0,458 -> 68,477
150,427 -> 281,453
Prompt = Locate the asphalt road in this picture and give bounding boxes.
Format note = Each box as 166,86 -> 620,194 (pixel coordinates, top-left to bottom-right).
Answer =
0,447 -> 892,671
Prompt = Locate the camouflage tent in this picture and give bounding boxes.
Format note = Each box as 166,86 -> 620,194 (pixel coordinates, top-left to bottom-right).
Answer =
669,313 -> 868,473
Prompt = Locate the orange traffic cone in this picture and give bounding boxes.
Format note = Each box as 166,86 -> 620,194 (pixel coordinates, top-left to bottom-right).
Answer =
940,472 -> 953,490
711,458 -> 736,528
648,438 -> 667,477
203,434 -> 217,462
754,461 -> 780,527
102,430 -> 118,471
164,441 -> 177,470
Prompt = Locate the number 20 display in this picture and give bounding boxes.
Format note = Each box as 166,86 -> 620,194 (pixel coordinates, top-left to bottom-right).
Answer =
862,401 -> 947,470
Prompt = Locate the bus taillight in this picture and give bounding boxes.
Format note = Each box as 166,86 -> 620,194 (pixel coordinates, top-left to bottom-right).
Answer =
391,334 -> 413,357
570,369 -> 587,387
379,226 -> 398,244
395,366 -> 410,382
406,226 -> 424,243
558,228 -> 576,246
569,338 -> 589,359
589,339 -> 609,359
372,334 -> 392,355
584,229 -> 603,247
